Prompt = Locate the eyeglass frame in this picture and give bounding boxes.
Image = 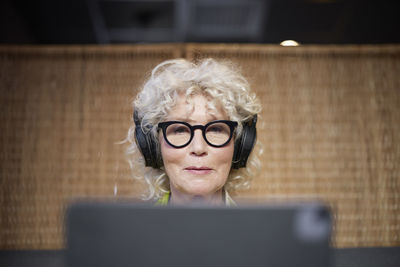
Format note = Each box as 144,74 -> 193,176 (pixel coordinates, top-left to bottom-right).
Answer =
158,120 -> 238,148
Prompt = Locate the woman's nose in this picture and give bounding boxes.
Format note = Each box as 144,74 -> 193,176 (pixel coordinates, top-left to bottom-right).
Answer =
190,129 -> 208,156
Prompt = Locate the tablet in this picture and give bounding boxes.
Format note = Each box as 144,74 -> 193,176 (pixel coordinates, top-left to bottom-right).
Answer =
66,201 -> 332,267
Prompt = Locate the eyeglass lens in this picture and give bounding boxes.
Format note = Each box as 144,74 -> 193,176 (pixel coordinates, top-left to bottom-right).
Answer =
165,122 -> 232,147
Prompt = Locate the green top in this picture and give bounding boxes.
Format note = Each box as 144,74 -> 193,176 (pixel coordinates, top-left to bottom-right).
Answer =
155,190 -> 236,206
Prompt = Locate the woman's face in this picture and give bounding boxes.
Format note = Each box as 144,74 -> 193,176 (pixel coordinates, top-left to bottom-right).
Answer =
159,94 -> 234,198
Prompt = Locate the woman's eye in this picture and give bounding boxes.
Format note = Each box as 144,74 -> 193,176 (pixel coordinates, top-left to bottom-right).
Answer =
173,126 -> 189,134
208,126 -> 223,133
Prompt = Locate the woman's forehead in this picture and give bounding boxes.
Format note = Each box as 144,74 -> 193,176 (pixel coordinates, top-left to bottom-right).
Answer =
166,94 -> 228,121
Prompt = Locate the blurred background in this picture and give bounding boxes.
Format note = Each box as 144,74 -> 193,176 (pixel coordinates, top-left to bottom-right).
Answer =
1,0 -> 399,45
1,0 -> 400,258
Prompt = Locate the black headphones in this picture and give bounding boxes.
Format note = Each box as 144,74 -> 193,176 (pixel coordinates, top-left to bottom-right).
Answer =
134,110 -> 257,169
232,114 -> 257,169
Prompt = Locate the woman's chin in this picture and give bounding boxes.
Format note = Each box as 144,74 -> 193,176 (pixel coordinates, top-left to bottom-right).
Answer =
183,184 -> 222,197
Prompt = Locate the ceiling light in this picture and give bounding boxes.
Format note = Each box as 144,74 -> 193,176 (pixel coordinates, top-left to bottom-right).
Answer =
280,40 -> 300,46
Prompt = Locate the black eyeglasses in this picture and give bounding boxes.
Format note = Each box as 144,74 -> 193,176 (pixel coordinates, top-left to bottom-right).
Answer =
158,120 -> 238,148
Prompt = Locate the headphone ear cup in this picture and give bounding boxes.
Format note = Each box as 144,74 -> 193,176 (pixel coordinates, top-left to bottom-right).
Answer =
133,110 -> 161,168
232,115 -> 257,169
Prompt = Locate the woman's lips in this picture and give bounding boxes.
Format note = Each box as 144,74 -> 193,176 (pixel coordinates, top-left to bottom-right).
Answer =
184,166 -> 213,175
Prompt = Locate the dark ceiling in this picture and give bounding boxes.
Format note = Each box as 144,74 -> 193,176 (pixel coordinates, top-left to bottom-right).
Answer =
1,0 -> 399,45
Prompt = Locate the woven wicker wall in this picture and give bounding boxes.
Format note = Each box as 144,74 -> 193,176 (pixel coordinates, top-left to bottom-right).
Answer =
1,44 -> 399,249
0,45 -> 182,249
186,44 -> 400,248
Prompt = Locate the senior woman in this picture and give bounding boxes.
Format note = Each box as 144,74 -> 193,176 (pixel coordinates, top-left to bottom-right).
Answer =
126,58 -> 261,205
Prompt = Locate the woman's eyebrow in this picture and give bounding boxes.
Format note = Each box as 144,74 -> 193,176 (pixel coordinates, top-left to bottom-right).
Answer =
165,117 -> 191,122
166,117 -> 219,124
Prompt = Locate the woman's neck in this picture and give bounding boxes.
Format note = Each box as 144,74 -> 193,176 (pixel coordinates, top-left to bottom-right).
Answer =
169,187 -> 225,206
